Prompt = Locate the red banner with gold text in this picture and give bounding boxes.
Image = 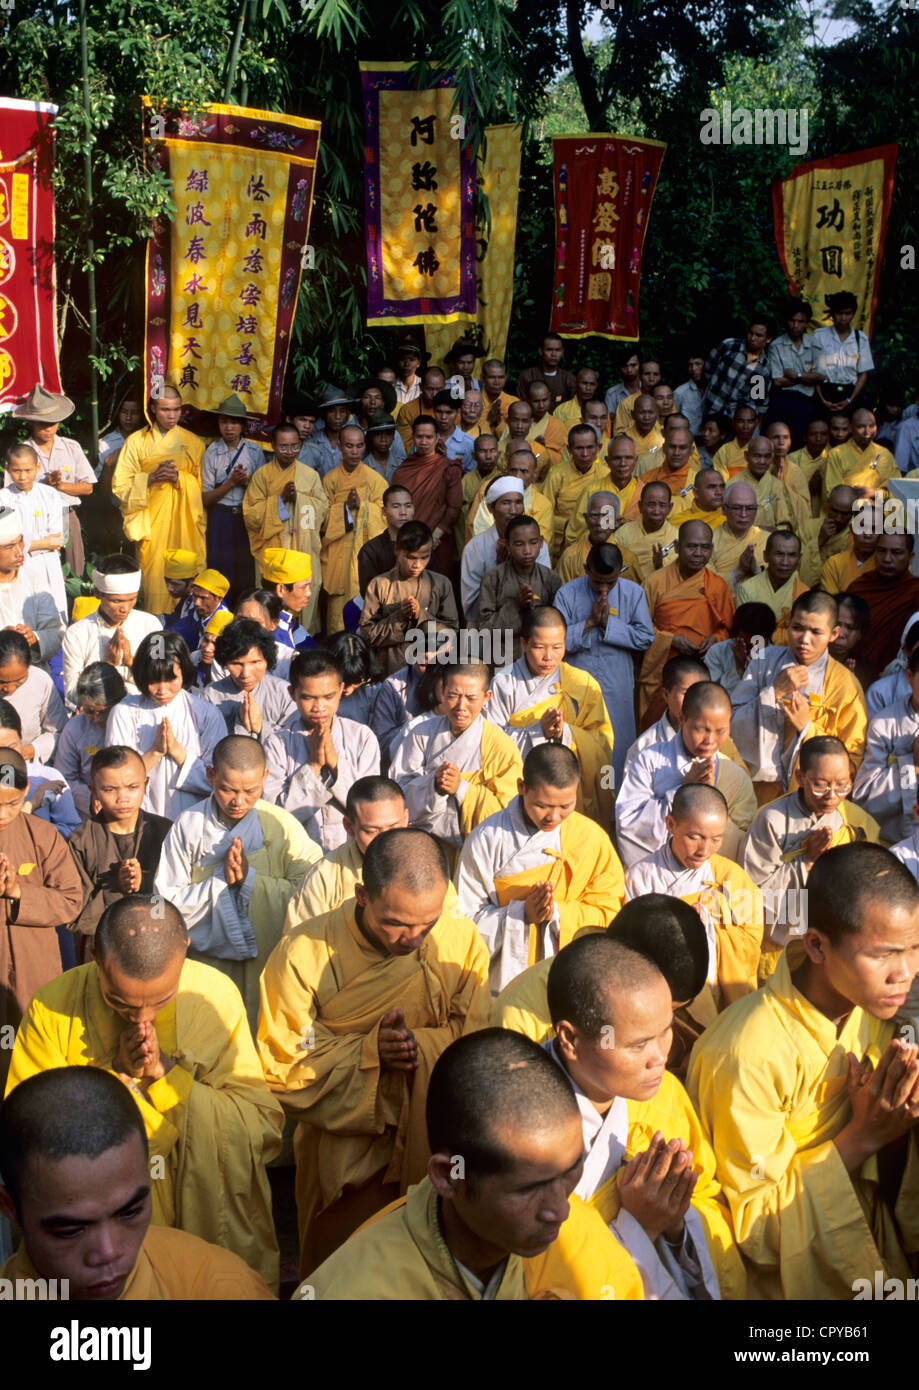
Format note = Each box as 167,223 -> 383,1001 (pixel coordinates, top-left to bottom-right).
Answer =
551,134 -> 665,342
0,98 -> 61,410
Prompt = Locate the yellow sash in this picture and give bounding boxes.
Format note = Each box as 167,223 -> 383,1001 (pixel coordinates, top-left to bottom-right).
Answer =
495,851 -> 571,966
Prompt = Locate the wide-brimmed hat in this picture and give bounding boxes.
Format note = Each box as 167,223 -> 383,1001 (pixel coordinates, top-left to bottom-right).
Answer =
365,411 -> 398,436
395,336 -> 425,362
353,378 -> 397,415
317,385 -> 356,412
213,393 -> 250,419
10,384 -> 75,423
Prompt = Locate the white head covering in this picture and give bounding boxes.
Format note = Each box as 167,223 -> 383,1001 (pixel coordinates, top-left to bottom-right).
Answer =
486,476 -> 524,506
0,507 -> 22,545
93,569 -> 142,596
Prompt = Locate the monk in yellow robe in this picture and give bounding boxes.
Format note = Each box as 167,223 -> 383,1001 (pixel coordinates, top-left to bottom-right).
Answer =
455,743 -> 625,994
670,465 -> 726,526
729,436 -> 796,529
820,520 -> 879,592
712,405 -> 758,477
496,400 -> 550,477
321,424 -> 387,630
553,367 -> 600,430
559,434 -> 641,548
558,489 -> 638,583
764,421 -> 811,530
111,386 -> 205,615
789,415 -> 830,484
636,425 -> 698,501
544,931 -> 747,1299
625,783 -> 764,1001
457,432 -> 500,550
735,529 -> 810,644
6,896 -> 283,1288
0,1067 -> 275,1302
730,589 -> 867,804
242,421 -> 328,634
465,444 -> 553,548
301,1028 -> 643,1300
707,481 -> 769,593
283,776 -> 426,929
523,380 -> 569,469
824,408 -> 898,499
487,606 -> 615,828
741,735 -> 881,971
798,483 -> 858,583
623,394 -> 664,455
257,828 -> 491,1275
688,841 -> 919,1300
540,427 -> 613,560
615,480 -> 678,584
639,521 -> 734,720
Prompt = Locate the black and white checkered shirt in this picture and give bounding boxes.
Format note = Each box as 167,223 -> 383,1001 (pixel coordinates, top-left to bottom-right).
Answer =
701,338 -> 772,419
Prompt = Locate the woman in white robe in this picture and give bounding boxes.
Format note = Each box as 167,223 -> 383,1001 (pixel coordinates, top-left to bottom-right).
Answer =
104,630 -> 225,818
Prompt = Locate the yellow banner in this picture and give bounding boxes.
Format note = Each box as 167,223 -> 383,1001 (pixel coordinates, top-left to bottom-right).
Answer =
422,124 -> 522,371
773,145 -> 897,333
361,63 -> 476,326
144,102 -> 320,425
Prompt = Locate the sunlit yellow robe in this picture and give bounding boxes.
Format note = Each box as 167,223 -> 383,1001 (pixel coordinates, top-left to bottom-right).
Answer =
6,959 -> 283,1288
541,457 -> 614,559
243,457 -> 329,633
1,1226 -> 276,1300
321,461 -> 387,630
256,899 -> 490,1272
585,1069 -> 747,1300
302,1177 -> 643,1300
112,424 -> 205,614
687,943 -> 919,1300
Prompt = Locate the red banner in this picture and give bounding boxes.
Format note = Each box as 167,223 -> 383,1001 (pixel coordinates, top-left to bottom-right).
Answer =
551,134 -> 665,341
0,98 -> 61,409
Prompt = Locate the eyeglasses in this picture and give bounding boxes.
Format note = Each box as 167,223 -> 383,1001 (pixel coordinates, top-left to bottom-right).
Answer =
807,781 -> 851,796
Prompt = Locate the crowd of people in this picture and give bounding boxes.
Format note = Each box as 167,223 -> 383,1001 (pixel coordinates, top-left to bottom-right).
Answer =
2,287 -> 919,1305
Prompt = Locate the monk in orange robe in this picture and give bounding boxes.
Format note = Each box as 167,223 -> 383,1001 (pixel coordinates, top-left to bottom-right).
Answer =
639,520 -> 734,722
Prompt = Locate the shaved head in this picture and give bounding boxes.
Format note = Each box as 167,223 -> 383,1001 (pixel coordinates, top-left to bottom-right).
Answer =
0,1067 -> 148,1214
670,783 -> 728,822
426,1029 -> 580,1180
548,936 -> 665,1039
681,680 -> 731,720
211,734 -> 267,774
522,742 -> 580,790
725,480 -> 757,507
361,828 -> 449,900
94,896 -> 188,981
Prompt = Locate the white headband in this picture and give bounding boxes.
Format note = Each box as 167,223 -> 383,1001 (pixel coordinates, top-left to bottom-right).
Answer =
0,509 -> 22,545
487,476 -> 525,504
93,570 -> 142,595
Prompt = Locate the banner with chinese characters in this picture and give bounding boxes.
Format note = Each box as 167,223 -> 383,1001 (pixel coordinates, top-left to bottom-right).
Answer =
360,62 -> 476,327
550,134 -> 666,342
772,145 -> 897,335
143,101 -> 321,434
0,98 -> 62,410
422,123 -> 522,370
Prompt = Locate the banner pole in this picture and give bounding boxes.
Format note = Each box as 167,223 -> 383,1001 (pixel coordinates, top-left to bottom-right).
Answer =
78,0 -> 100,466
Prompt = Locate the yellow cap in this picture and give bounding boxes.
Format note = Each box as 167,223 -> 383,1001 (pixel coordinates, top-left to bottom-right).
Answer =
261,547 -> 312,584
163,548 -> 199,579
204,609 -> 235,638
71,596 -> 101,622
192,568 -> 230,598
